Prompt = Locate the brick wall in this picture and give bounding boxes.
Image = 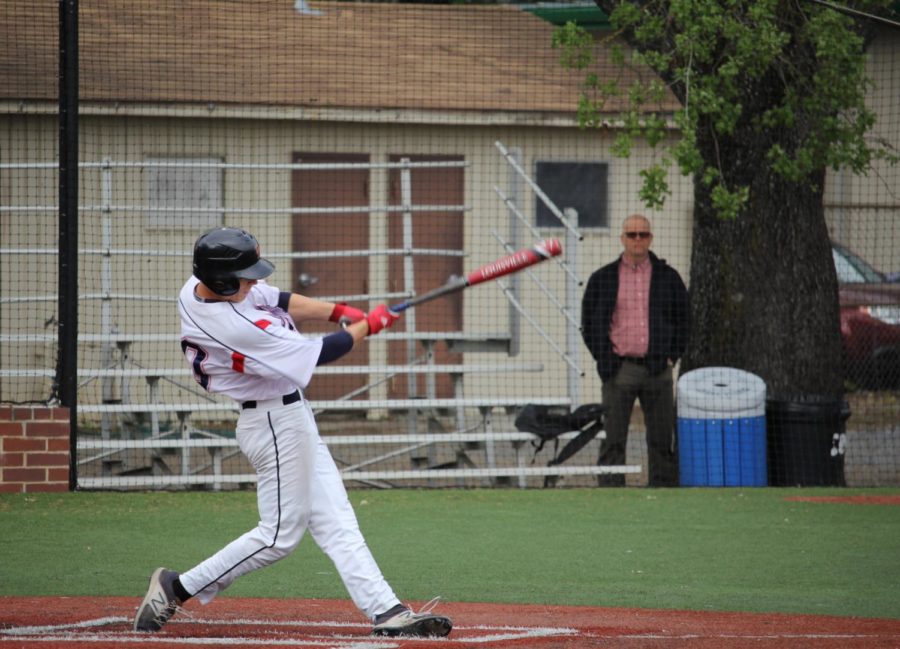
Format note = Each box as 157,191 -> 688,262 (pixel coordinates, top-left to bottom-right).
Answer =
0,406 -> 71,492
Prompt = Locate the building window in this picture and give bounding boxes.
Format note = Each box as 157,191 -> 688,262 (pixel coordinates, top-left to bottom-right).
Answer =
144,158 -> 222,230
534,161 -> 608,229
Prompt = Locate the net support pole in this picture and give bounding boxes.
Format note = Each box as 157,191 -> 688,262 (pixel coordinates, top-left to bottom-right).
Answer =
563,208 -> 581,409
505,146 -> 523,357
57,0 -> 79,490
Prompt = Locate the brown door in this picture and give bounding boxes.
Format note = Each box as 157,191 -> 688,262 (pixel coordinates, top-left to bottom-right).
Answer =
387,155 -> 464,398
291,152 -> 369,401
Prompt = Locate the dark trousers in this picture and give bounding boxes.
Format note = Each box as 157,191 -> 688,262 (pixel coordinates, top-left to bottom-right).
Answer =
600,361 -> 678,486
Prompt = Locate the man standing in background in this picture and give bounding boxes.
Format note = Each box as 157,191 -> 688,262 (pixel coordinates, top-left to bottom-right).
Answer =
581,215 -> 690,486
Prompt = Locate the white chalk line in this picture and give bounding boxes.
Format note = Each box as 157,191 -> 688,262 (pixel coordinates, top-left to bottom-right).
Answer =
0,617 -> 126,635
2,633 -> 393,648
0,615 -> 577,645
6,615 -> 894,645
616,633 -> 900,640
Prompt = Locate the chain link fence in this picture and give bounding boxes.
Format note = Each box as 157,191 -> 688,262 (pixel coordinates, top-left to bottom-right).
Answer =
1,1 -> 897,489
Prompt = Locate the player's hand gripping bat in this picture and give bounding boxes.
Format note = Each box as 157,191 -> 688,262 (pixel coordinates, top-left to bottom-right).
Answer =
389,239 -> 562,313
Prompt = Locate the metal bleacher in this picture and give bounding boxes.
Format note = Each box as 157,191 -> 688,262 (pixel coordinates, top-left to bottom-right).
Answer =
67,331 -> 581,489
2,150 -> 642,489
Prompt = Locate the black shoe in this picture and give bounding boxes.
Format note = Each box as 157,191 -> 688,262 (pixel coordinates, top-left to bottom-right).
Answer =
372,598 -> 452,637
133,567 -> 181,632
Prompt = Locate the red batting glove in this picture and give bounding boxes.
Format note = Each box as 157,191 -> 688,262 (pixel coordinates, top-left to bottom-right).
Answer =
329,302 -> 366,326
366,304 -> 399,335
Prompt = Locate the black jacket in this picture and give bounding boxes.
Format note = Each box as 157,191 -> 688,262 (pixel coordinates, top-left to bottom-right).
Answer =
581,251 -> 690,381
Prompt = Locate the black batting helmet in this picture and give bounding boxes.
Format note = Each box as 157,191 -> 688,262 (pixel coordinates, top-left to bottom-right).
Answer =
192,227 -> 275,296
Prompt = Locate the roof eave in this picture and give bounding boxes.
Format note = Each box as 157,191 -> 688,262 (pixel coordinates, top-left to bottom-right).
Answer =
1,100 -> 671,129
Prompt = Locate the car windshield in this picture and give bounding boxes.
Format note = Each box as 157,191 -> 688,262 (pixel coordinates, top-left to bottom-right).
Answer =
832,244 -> 885,283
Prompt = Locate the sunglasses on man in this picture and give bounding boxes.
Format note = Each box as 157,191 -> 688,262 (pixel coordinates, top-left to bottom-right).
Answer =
624,231 -> 652,240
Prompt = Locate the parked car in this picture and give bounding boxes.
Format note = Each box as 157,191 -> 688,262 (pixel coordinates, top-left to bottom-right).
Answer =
832,242 -> 900,389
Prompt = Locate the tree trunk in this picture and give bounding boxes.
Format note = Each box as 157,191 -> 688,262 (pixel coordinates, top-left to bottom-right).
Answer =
682,149 -> 844,399
590,0 -> 846,399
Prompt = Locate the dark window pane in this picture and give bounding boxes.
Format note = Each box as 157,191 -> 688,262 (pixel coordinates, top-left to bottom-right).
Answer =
535,161 -> 608,228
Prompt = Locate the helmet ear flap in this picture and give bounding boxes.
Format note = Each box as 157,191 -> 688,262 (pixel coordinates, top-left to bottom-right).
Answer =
191,257 -> 240,297
207,275 -> 240,296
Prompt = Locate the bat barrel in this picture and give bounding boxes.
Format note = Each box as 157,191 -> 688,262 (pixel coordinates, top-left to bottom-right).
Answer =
466,239 -> 562,285
389,239 -> 562,312
538,238 -> 562,258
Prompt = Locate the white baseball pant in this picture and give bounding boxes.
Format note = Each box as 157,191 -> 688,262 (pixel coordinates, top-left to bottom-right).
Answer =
178,397 -> 401,619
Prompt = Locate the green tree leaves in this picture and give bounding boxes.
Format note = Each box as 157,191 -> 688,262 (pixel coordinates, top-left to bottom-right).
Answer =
554,0 -> 895,220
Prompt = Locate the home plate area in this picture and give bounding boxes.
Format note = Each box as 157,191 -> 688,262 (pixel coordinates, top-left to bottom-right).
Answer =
0,615 -> 574,647
2,597 -> 900,649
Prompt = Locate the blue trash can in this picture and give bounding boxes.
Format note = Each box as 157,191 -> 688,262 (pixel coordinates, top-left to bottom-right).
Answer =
677,367 -> 767,487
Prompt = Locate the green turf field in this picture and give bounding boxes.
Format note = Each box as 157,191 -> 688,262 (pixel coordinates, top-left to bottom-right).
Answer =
1,488 -> 898,619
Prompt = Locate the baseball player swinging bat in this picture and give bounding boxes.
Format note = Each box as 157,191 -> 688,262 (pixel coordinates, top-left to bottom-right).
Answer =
389,238 -> 562,313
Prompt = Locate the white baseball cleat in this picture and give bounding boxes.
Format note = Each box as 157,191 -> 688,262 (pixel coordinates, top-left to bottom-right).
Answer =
372,597 -> 452,637
133,567 -> 181,632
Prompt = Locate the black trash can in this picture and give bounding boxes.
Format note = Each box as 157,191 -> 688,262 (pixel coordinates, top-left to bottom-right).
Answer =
766,396 -> 850,486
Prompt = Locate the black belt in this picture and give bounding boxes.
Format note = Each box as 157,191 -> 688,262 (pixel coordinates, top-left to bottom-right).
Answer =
241,390 -> 301,410
620,356 -> 647,365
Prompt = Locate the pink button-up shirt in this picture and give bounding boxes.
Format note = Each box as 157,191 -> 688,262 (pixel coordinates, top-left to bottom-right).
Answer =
610,254 -> 651,357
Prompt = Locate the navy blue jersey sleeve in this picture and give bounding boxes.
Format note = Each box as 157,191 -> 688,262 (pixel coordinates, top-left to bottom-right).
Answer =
316,330 -> 354,365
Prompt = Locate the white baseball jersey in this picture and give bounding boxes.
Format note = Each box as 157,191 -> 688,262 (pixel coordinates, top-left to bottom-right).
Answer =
177,276 -> 323,402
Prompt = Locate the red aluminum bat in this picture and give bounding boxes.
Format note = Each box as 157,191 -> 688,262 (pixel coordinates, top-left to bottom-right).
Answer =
390,239 -> 562,313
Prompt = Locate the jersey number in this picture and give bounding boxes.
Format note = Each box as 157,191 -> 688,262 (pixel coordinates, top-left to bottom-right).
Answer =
180,340 -> 210,390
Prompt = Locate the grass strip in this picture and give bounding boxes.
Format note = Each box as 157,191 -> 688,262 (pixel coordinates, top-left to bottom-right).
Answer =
1,487 -> 898,619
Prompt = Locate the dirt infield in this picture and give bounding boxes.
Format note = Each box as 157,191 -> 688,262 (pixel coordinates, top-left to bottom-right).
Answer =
2,597 -> 899,648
